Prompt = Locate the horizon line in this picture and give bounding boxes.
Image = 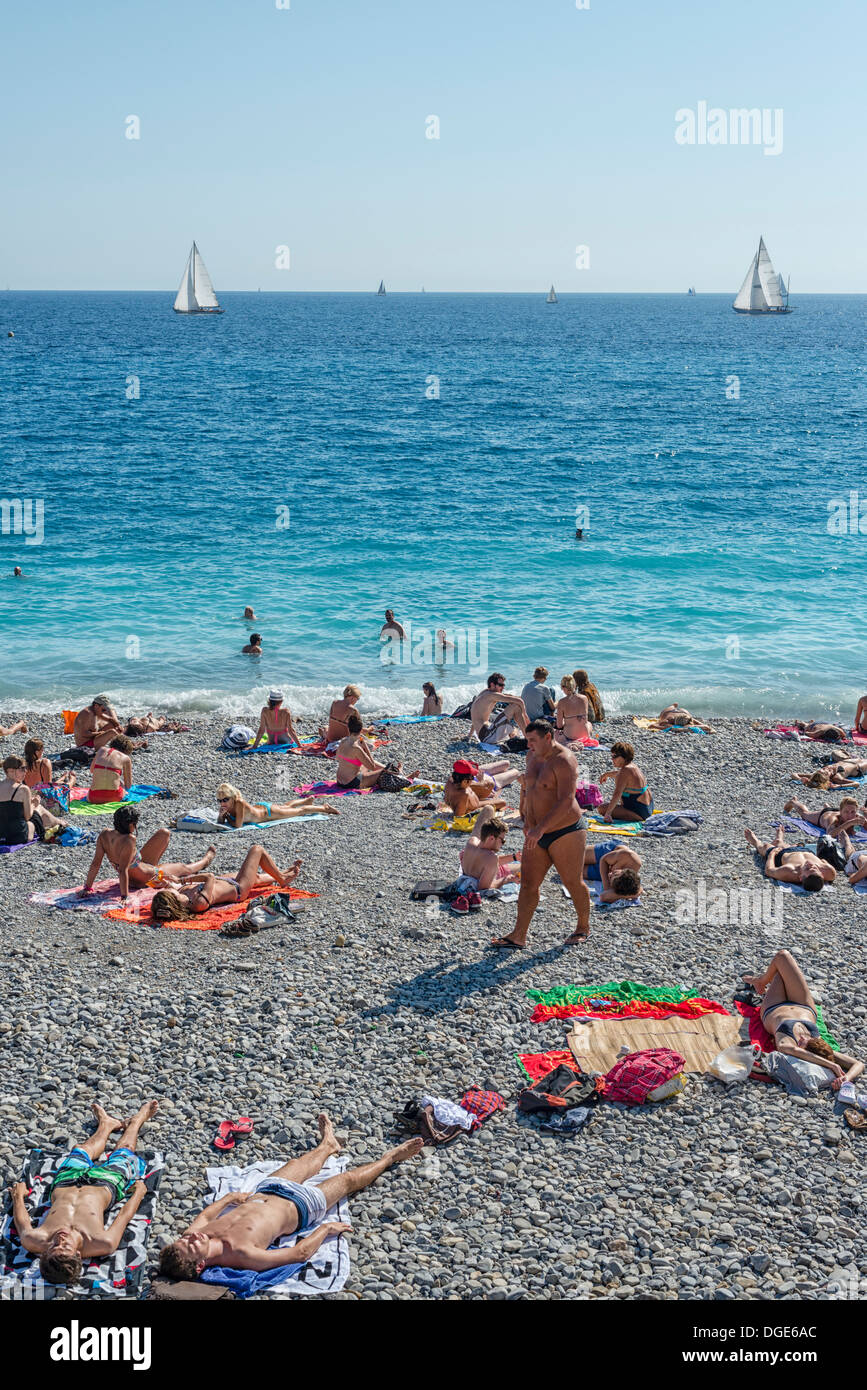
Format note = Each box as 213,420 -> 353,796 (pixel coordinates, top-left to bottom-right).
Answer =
3,288 -> 864,296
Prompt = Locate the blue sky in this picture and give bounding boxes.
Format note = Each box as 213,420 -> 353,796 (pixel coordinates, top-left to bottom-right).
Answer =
4,0 -> 865,291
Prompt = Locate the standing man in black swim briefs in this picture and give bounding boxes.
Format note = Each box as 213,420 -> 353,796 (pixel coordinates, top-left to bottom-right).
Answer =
491,719 -> 590,949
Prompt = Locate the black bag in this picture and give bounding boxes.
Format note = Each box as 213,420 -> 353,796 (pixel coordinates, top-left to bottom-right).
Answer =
410,880 -> 452,900
450,701 -> 473,720
816,834 -> 847,871
517,1063 -> 600,1114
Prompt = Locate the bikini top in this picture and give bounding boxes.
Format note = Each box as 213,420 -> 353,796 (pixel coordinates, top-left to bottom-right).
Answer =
0,783 -> 27,831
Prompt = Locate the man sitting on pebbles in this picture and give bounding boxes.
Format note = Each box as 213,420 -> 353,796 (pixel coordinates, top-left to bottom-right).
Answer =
158,1114 -> 424,1281
8,1099 -> 157,1284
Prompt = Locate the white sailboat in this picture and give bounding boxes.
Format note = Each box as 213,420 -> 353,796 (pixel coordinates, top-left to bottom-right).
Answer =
377,280 -> 386,295
687,286 -> 696,295
546,284 -> 558,304
173,243 -> 223,314
733,238 -> 792,314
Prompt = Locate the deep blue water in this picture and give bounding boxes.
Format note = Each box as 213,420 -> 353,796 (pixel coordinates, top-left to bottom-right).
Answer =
1,291 -> 865,719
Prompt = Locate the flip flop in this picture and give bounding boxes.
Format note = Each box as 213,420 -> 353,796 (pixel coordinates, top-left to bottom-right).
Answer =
231,1116 -> 254,1137
489,937 -> 525,950
844,1107 -> 867,1132
213,1121 -> 237,1151
563,932 -> 590,945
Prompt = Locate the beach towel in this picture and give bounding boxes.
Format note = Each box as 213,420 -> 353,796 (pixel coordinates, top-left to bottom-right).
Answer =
293,782 -> 373,797
632,717 -> 713,734
175,807 -> 329,833
57,826 -> 98,847
0,1146 -> 163,1300
377,715 -> 446,725
516,1049 -> 579,1081
67,784 -> 165,816
30,879 -> 156,916
199,1156 -> 349,1299
0,839 -> 37,855
851,729 -> 867,745
105,884 -> 318,929
527,980 -> 731,1025
567,1012 -> 740,1076
734,999 -> 838,1053
559,881 -> 642,912
234,739 -> 328,757
584,815 -> 644,836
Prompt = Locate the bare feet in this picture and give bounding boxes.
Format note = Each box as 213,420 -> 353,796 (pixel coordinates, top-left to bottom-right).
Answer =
136,1099 -> 159,1122
744,829 -> 762,851
317,803 -> 341,816
317,1112 -> 341,1155
387,1137 -> 425,1165
201,846 -> 218,868
92,1102 -> 124,1132
281,858 -> 303,885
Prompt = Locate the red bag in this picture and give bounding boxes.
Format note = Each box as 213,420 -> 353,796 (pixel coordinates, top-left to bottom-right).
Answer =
603,1048 -> 685,1106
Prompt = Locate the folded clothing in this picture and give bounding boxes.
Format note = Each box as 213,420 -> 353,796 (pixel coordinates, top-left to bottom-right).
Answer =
1,1145 -> 163,1299
418,1095 -> 474,1131
198,1156 -> 349,1299
642,810 -> 703,836
528,979 -> 731,1025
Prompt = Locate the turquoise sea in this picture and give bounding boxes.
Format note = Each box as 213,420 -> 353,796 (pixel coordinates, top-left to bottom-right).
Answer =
1,291 -> 865,719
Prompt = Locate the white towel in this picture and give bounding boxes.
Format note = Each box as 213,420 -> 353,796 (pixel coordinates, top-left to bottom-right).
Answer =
204,1155 -> 350,1297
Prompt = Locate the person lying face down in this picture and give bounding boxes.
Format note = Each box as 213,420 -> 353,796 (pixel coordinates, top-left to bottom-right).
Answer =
583,840 -> 642,901
158,1114 -> 423,1281
8,1100 -> 157,1285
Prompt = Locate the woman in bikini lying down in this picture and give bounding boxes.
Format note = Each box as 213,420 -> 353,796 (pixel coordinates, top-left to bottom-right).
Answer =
655,704 -> 714,732
744,827 -> 836,891
782,795 -> 867,843
793,761 -> 867,789
742,951 -> 863,1092
149,845 -> 303,920
216,783 -> 340,824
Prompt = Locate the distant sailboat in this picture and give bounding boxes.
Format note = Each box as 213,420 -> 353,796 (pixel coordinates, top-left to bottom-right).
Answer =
173,243 -> 223,314
377,280 -> 386,296
546,284 -> 558,304
687,286 -> 696,296
733,238 -> 792,314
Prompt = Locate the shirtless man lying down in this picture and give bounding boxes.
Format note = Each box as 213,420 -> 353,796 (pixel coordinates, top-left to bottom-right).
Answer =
158,1115 -> 423,1280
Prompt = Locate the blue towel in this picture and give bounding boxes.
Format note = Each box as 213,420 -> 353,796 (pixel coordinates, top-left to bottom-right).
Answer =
377,715 -> 446,725
200,1261 -> 304,1298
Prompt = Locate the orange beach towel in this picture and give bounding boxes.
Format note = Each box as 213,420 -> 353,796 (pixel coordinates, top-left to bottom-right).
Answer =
104,884 -> 318,930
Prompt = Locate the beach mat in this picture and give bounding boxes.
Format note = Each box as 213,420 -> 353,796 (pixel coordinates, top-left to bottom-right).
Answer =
775,813 -> 867,844
294,782 -> 374,796
175,809 -> 329,833
0,1146 -> 164,1300
234,739 -> 330,757
376,715 -> 446,726
199,1156 -> 350,1298
527,980 -> 732,1025
566,1012 -> 741,1075
30,878 -> 155,915
584,815 -> 644,836
67,784 -> 165,816
0,839 -> 38,855
105,884 -> 318,929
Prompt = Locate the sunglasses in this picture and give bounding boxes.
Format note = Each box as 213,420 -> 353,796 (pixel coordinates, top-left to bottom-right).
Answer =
217,797 -> 231,804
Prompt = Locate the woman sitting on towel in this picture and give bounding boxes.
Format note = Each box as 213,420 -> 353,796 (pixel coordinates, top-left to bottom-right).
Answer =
216,782 -> 340,825
599,742 -> 654,822
23,738 -> 74,791
572,669 -> 605,723
744,827 -> 835,892
554,676 -> 593,746
78,805 -> 217,898
249,691 -> 302,750
150,845 -> 303,920
743,951 -> 864,1092
0,756 -> 64,844
793,760 -> 867,789
333,716 -> 395,789
655,704 -> 714,733
87,735 -> 134,804
422,682 -> 443,716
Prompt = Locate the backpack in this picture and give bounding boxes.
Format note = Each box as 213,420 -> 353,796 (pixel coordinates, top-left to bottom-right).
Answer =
816,834 -> 847,871
603,1049 -> 686,1106
517,1064 -> 601,1114
221,724 -> 255,750
450,702 -> 473,720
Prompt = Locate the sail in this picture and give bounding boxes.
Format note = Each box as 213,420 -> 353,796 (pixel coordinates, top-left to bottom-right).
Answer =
173,250 -> 195,312
756,238 -> 783,309
547,284 -> 558,302
191,243 -> 220,309
733,249 -> 765,311
377,280 -> 386,295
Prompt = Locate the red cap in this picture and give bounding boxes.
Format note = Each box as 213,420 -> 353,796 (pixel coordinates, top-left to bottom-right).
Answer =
453,759 -> 478,776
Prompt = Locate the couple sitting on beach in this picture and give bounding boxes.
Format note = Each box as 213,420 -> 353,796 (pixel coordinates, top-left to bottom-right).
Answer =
12,1104 -> 422,1288
76,804 -> 303,916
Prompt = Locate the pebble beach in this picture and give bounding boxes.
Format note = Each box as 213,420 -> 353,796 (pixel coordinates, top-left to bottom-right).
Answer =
0,712 -> 864,1301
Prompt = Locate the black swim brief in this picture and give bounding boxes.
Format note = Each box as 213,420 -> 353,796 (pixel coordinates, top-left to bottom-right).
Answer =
537,818 -> 587,851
